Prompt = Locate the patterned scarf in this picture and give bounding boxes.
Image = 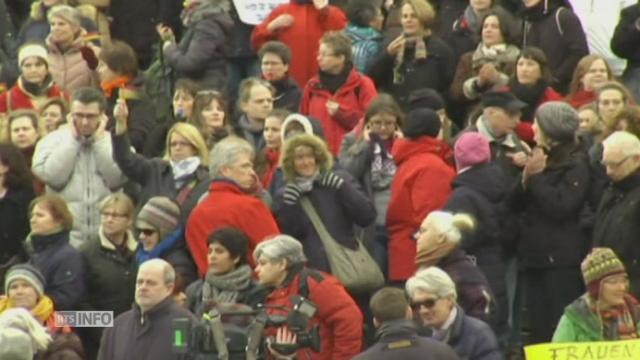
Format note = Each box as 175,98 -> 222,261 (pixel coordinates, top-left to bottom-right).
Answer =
471,43 -> 519,72
171,156 -> 201,189
202,264 -> 253,306
594,295 -> 639,340
370,136 -> 396,190
393,30 -> 430,85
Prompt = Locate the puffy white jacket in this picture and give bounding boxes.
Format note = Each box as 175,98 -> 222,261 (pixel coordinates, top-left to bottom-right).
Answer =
32,126 -> 126,247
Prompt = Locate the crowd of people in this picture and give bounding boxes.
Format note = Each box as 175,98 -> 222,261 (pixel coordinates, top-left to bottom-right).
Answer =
1,0 -> 640,359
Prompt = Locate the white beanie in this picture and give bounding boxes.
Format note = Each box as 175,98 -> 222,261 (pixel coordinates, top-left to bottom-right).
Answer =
18,44 -> 48,67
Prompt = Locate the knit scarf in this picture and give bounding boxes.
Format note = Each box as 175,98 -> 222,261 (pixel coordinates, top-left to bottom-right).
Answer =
318,63 -> 352,95
294,171 -> 319,193
181,0 -> 230,27
202,264 -> 253,306
594,295 -> 639,340
0,295 -> 54,324
370,135 -> 396,190
171,156 -> 201,189
471,43 -> 519,72
262,148 -> 280,188
508,77 -> 549,121
136,227 -> 184,264
393,31 -> 430,85
415,237 -> 458,269
101,75 -> 133,98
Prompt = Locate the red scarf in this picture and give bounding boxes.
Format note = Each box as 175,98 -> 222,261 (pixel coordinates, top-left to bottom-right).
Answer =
593,295 -> 639,340
261,148 -> 280,189
101,75 -> 133,98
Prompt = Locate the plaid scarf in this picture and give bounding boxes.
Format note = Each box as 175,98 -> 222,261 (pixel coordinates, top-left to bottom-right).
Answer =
593,295 -> 639,340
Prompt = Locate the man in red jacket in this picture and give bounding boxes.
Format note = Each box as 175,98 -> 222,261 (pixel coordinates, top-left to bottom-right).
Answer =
186,137 -> 280,277
252,0 -> 347,87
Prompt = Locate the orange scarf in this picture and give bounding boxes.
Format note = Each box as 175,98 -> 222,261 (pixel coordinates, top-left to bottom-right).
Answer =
101,75 -> 133,98
0,295 -> 54,323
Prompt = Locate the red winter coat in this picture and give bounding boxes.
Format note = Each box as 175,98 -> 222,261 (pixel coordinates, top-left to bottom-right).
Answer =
515,87 -> 564,144
387,136 -> 455,281
300,69 -> 377,155
0,79 -> 65,114
251,3 -> 347,87
185,180 -> 280,277
566,88 -> 596,109
264,268 -> 363,360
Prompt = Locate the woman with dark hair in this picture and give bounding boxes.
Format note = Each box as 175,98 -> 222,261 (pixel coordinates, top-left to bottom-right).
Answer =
339,93 -> 404,277
185,227 -> 265,316
142,78 -> 201,158
39,97 -> 68,134
508,46 -> 563,144
189,89 -> 233,149
26,194 -> 87,310
450,9 -> 520,117
97,39 -> 156,153
0,143 -> 35,275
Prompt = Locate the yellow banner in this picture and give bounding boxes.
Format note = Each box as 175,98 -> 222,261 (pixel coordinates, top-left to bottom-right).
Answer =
525,339 -> 640,360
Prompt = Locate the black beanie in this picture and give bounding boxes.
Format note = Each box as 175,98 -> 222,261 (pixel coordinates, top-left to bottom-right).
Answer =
403,108 -> 442,140
408,88 -> 446,111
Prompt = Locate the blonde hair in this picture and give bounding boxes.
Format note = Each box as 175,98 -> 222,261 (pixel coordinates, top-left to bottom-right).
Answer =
401,0 -> 436,28
406,266 -> 457,300
423,211 -> 475,245
165,122 -> 209,164
99,193 -> 134,218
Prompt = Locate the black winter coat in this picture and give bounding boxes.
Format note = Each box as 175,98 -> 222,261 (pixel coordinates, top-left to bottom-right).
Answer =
112,133 -> 210,221
98,297 -> 197,360
611,4 -> 640,68
163,244 -> 199,287
271,76 -> 302,112
368,35 -> 455,109
26,230 -> 87,311
593,171 -> 640,297
163,12 -> 233,91
509,143 -> 591,268
274,171 -> 376,273
353,319 -> 460,360
0,186 -> 34,266
520,1 -> 588,92
105,75 -> 156,154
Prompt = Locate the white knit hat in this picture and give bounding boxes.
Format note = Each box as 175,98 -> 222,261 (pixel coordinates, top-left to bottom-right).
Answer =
18,44 -> 48,67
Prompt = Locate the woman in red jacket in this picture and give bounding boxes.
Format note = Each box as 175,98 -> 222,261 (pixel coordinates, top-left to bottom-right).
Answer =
565,54 -> 613,110
508,46 -> 563,144
300,31 -> 377,155
254,234 -> 363,360
387,108 -> 455,282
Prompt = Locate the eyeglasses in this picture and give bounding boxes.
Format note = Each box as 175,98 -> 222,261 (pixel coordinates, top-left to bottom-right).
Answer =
71,112 -> 101,121
196,90 -> 222,97
101,211 -> 128,219
410,298 -> 440,311
369,120 -> 397,129
601,155 -> 632,169
136,228 -> 156,237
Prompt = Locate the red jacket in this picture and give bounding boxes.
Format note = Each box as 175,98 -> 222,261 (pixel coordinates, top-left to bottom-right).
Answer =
566,88 -> 596,109
185,180 -> 280,277
516,87 -> 564,144
264,268 -> 363,360
387,136 -> 455,281
0,80 -> 66,114
300,69 -> 377,155
251,3 -> 347,87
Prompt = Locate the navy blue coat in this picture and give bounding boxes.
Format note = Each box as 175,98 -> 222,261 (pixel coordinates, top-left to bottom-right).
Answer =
26,230 -> 87,310
437,306 -> 502,360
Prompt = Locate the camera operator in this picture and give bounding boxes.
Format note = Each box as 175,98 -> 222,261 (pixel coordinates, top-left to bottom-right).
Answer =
185,227 -> 266,317
254,234 -> 363,360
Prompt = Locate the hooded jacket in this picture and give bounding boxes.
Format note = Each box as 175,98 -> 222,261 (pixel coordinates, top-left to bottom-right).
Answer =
387,136 -> 455,281
300,67 -> 377,155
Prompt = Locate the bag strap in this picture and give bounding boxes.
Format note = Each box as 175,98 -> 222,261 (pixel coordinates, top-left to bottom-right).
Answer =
297,267 -> 325,300
555,7 -> 565,36
299,197 -> 340,251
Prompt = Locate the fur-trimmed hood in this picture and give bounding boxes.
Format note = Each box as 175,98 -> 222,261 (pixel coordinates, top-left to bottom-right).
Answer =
281,134 -> 333,182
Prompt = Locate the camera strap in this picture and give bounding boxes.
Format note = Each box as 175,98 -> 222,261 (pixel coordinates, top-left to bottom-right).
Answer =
297,268 -> 324,300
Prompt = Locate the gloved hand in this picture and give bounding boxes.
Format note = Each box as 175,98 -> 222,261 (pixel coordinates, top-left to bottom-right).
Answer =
282,183 -> 304,205
317,171 -> 344,190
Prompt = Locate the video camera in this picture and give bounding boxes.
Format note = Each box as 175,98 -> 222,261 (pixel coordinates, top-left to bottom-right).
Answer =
172,295 -> 321,360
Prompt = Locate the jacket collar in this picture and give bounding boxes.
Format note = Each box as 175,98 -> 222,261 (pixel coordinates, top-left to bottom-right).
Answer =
134,296 -> 175,320
613,170 -> 640,193
98,226 -> 138,252
375,319 -> 419,342
476,116 -> 518,148
26,230 -> 69,253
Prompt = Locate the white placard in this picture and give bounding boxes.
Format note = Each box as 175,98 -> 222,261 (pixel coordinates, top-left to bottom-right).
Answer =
234,0 -> 290,26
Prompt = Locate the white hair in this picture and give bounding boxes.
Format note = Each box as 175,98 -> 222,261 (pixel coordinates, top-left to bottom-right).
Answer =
603,131 -> 640,157
0,308 -> 52,352
406,267 -> 457,301
208,136 -> 255,177
253,234 -> 307,267
139,258 -> 175,285
423,211 -> 475,245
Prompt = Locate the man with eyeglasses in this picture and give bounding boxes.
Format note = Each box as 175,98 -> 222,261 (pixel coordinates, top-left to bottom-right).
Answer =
33,87 -> 126,248
593,131 -> 640,298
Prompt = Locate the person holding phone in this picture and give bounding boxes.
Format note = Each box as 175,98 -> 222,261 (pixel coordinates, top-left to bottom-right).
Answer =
32,87 -> 126,248
338,93 -> 403,278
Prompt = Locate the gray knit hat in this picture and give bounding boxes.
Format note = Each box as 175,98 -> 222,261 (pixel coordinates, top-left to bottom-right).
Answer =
253,235 -> 307,266
0,328 -> 34,360
4,263 -> 45,298
136,197 -> 181,240
535,101 -> 580,143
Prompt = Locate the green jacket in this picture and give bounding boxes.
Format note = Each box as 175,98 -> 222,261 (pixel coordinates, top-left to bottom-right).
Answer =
552,294 -> 640,342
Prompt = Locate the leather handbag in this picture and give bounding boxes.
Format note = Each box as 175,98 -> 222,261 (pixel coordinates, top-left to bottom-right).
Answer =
300,197 -> 384,293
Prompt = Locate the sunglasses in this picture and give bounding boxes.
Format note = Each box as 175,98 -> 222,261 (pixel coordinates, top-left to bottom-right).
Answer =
410,298 -> 439,311
136,228 -> 156,237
